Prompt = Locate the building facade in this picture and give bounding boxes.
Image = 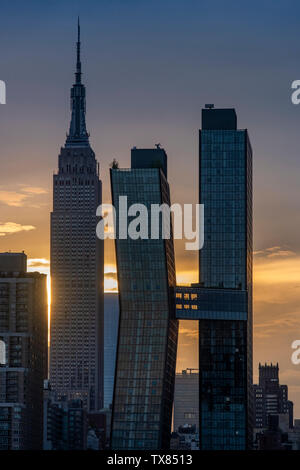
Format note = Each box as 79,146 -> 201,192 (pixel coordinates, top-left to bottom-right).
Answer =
173,368 -> 199,449
173,368 -> 199,433
0,252 -> 48,449
104,293 -> 119,409
50,21 -> 104,411
197,106 -> 253,449
110,147 -> 178,450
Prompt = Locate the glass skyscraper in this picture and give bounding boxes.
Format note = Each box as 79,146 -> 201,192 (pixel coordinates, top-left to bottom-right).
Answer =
198,106 -> 253,449
110,148 -> 178,450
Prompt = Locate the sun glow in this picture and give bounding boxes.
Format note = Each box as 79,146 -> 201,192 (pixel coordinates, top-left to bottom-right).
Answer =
104,264 -> 118,292
27,258 -> 51,344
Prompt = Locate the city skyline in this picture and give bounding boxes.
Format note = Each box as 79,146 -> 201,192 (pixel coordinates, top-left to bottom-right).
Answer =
1,0 -> 300,418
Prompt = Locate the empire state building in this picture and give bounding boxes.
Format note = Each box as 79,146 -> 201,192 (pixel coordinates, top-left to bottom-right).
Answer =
50,20 -> 104,411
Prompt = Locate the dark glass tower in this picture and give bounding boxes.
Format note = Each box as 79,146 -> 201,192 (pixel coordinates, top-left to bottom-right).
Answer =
50,21 -> 104,411
110,148 -> 178,449
198,106 -> 253,449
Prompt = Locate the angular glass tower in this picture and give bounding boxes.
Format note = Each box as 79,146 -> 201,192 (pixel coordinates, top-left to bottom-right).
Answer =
110,148 -> 178,449
50,21 -> 104,411
198,106 -> 253,449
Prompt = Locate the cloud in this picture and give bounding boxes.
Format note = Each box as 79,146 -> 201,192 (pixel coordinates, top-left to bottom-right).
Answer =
254,312 -> 300,339
104,268 -> 118,292
179,327 -> 198,339
105,271 -> 117,280
268,250 -> 295,258
0,190 -> 29,207
0,186 -> 48,207
27,259 -> 50,277
27,258 -> 50,268
21,186 -> 47,195
254,246 -> 296,259
0,222 -> 36,236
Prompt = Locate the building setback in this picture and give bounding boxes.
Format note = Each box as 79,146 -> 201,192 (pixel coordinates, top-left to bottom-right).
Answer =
110,147 -> 178,450
0,252 -> 48,449
50,21 -> 104,411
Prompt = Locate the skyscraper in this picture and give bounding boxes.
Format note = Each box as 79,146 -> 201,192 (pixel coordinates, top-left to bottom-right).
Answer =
50,21 -> 104,411
0,252 -> 48,449
198,105 -> 253,449
110,147 -> 178,450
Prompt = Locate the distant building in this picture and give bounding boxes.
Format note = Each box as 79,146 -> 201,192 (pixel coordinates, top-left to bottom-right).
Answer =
253,363 -> 293,430
170,425 -> 199,450
173,369 -> 199,450
173,369 -> 199,432
0,252 -> 48,449
87,408 -> 111,450
104,294 -> 119,409
255,415 -> 287,450
255,414 -> 294,450
43,380 -> 87,450
288,419 -> 300,450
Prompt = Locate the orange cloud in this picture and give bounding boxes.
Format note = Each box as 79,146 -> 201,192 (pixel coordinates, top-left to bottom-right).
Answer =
254,255 -> 300,284
0,190 -> 29,207
0,222 -> 35,236
27,258 -> 50,270
21,186 -> 47,195
0,186 -> 48,207
254,245 -> 296,259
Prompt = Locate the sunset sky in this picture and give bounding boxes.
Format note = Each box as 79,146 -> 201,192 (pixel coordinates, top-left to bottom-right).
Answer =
1,0 -> 300,415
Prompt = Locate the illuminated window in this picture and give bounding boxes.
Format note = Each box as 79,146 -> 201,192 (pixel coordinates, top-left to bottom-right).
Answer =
192,305 -> 197,310
176,304 -> 182,309
184,293 -> 189,300
191,293 -> 197,300
176,293 -> 182,299
184,304 -> 189,309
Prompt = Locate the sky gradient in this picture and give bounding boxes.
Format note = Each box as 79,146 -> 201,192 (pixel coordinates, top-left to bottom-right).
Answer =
1,0 -> 300,414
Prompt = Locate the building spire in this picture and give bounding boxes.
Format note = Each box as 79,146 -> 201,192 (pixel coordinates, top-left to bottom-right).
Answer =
65,18 -> 90,148
76,17 -> 81,84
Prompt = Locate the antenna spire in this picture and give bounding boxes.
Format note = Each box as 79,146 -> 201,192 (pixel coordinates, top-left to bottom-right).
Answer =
76,16 -> 81,83
65,18 -> 90,147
